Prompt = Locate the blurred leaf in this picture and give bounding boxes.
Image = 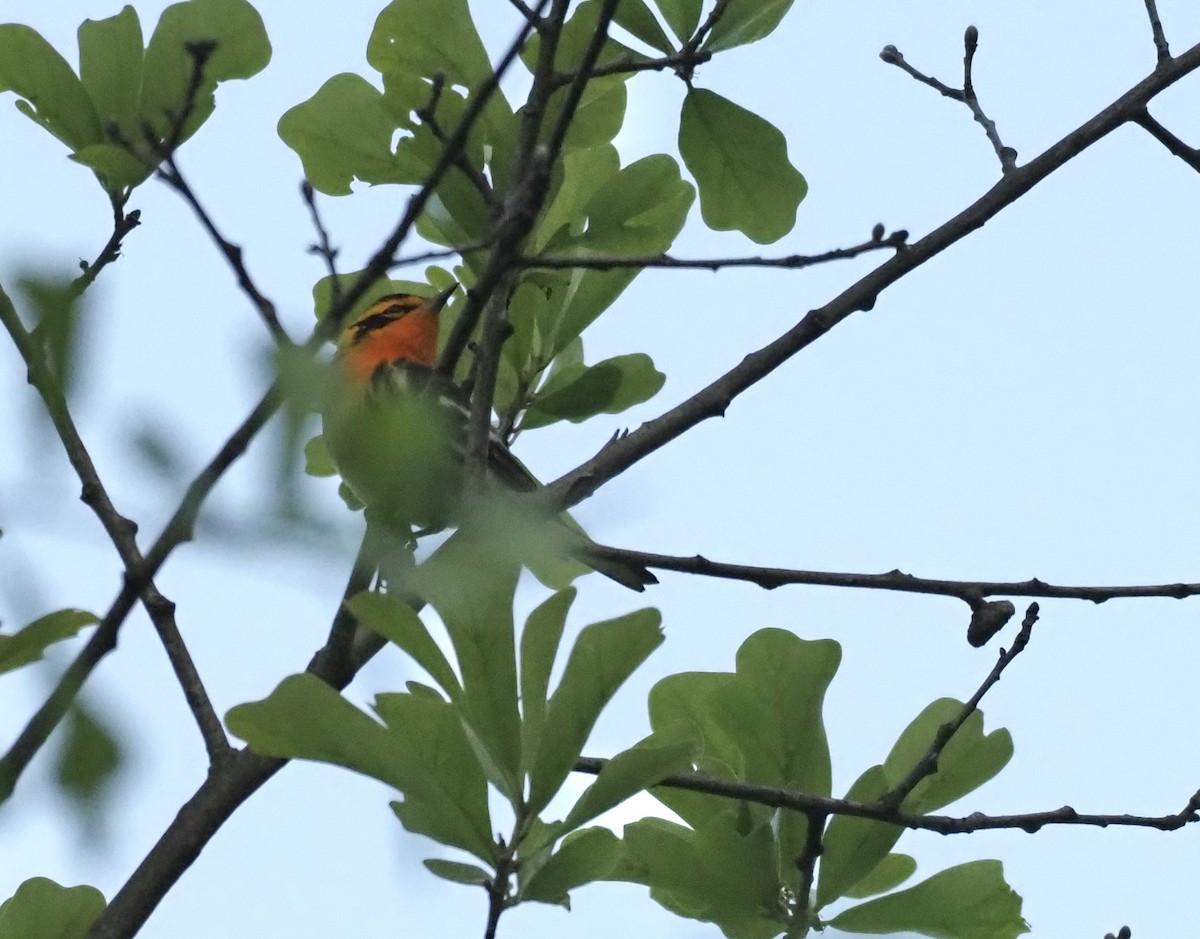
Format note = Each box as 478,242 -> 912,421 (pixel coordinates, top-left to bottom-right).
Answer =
20,274 -> 85,402
816,766 -> 901,909
654,0 -> 702,44
349,591 -> 462,703
77,8 -> 143,135
0,609 -> 98,675
279,73 -> 422,195
679,88 -> 806,243
527,608 -> 663,814
621,816 -> 786,939
844,853 -> 918,900
55,704 -> 122,811
614,0 -> 675,53
128,419 -> 189,481
303,434 -> 336,477
830,861 -> 1028,939
367,0 -> 492,90
561,729 -> 695,832
424,859 -> 491,887
520,588 -> 575,772
140,0 -> 271,145
703,0 -> 794,52
522,353 -> 664,429
0,24 -> 100,150
520,827 -> 622,906
883,699 -> 1013,815
0,877 -> 105,939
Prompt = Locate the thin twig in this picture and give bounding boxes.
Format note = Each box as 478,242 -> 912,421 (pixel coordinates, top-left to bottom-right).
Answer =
415,73 -> 497,206
540,38 -> 1200,512
301,180 -> 340,296
506,0 -> 541,28
882,603 -> 1039,811
582,544 -> 1200,604
882,27 -> 1017,172
517,228 -> 908,272
552,48 -> 714,87
575,756 -> 1200,835
69,208 -> 142,299
793,811 -> 826,926
1143,0 -> 1171,64
1132,109 -> 1200,172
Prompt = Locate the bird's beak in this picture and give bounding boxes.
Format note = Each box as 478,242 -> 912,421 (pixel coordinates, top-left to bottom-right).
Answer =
429,283 -> 459,312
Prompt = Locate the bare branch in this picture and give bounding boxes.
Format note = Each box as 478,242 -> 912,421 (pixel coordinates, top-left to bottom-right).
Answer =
69,208 -> 141,299
0,288 -> 230,787
1133,108 -> 1200,172
541,38 -> 1200,512
574,756 -> 1200,835
882,603 -> 1038,810
414,73 -> 498,207
553,48 -> 714,87
1143,0 -> 1171,63
517,228 -> 908,272
883,27 -> 1018,173
584,544 -> 1200,604
506,0 -> 541,28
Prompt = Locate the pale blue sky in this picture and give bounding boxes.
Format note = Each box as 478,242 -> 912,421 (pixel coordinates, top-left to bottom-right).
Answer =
3,2 -> 1200,937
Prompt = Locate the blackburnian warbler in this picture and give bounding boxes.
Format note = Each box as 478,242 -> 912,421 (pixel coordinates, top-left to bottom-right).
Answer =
321,286 -> 656,591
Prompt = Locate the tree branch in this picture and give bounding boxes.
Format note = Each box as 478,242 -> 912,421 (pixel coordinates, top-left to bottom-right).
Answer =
574,756 -> 1200,835
1143,0 -> 1170,64
1132,108 -> 1200,172
882,26 -> 1017,173
882,603 -> 1038,811
584,544 -> 1200,604
69,206 -> 141,299
517,227 -> 908,272
540,38 -> 1200,512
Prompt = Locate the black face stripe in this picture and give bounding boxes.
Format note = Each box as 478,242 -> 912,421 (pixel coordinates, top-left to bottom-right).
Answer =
349,295 -> 423,344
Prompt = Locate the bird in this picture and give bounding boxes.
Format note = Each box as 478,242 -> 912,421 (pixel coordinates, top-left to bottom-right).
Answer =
320,285 -> 656,591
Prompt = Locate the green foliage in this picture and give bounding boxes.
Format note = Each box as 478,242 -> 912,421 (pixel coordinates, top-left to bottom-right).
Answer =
830,861 -> 1029,939
679,88 -> 807,243
54,703 -> 123,816
0,609 -> 97,674
703,0 -> 796,53
0,878 -> 105,939
229,547 -> 667,912
0,0 -> 269,194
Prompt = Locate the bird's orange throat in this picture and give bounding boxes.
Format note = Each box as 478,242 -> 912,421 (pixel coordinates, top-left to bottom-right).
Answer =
340,310 -> 440,385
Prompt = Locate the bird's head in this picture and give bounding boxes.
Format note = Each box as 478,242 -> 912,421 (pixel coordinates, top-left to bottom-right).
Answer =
335,284 -> 458,384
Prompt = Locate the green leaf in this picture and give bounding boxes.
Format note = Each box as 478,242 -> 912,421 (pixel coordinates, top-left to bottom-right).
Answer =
78,8 -> 143,137
403,529 -> 524,799
703,0 -> 795,52
523,353 -> 665,429
523,0 -> 649,76
140,0 -> 271,144
654,0 -> 702,44
424,859 -> 491,887
0,610 -> 98,675
831,861 -> 1029,939
532,144 -> 621,253
367,0 -> 492,90
883,699 -> 1014,815
348,592 -> 462,703
520,588 -> 576,772
614,0 -> 675,53
0,25 -> 100,150
551,75 -> 627,152
528,608 -> 663,814
279,73 -> 424,195
0,878 -> 106,939
844,853 -> 918,900
521,827 -> 622,905
561,730 -> 695,832
68,144 -> 151,191
568,153 -> 695,257
816,765 -> 901,909
679,88 -> 806,244
621,816 -> 786,939
54,704 -> 122,810
228,675 -> 494,861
